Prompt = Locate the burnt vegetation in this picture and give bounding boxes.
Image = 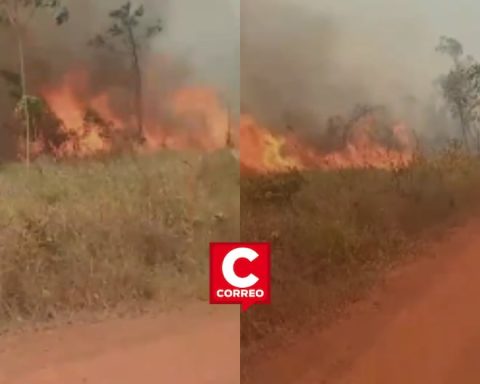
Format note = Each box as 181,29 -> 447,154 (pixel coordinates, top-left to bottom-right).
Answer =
306,104 -> 409,153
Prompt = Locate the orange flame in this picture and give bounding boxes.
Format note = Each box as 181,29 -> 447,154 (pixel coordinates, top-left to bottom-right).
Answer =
240,114 -> 415,173
145,87 -> 230,151
27,66 -> 231,159
240,115 -> 302,173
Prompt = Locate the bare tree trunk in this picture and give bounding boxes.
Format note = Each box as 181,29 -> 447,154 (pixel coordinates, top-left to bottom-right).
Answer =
127,26 -> 144,143
5,4 -> 31,167
17,29 -> 30,168
457,104 -> 470,152
132,59 -> 143,142
226,103 -> 232,148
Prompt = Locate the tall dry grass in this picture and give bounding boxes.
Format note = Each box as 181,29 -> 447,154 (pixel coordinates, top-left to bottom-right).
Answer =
241,143 -> 480,356
0,149 -> 239,327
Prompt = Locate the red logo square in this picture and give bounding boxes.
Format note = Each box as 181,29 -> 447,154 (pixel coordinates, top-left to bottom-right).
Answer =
210,242 -> 271,311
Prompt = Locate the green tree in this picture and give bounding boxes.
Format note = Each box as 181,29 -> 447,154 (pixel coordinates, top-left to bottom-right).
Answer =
0,0 -> 68,166
90,1 -> 162,143
435,36 -> 480,150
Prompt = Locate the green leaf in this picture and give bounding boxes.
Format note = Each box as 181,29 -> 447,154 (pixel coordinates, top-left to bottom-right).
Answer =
110,1 -> 131,19
134,5 -> 144,18
35,0 -> 60,8
89,34 -> 106,47
15,95 -> 46,120
146,20 -> 162,38
122,1 -> 132,15
110,9 -> 124,19
128,17 -> 139,28
55,6 -> 69,25
108,23 -> 124,36
22,0 -> 35,7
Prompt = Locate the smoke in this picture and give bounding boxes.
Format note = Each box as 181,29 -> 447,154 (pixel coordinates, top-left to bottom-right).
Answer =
158,0 -> 239,115
0,0 -> 239,158
241,0 -> 454,140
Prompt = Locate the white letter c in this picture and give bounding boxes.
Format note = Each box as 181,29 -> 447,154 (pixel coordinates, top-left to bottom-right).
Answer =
222,247 -> 259,289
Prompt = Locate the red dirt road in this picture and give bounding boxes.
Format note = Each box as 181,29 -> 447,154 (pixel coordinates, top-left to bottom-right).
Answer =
0,305 -> 239,384
245,218 -> 480,384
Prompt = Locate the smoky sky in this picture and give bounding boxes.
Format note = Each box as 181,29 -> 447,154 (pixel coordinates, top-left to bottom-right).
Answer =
0,0 -> 239,157
24,0 -> 239,94
0,0 -> 238,107
159,0 -> 239,113
241,0 -> 472,139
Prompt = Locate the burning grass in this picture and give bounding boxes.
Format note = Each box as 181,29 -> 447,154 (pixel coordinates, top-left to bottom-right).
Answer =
0,149 -> 239,327
1,64 -> 233,162
240,107 -> 415,174
241,144 -> 480,360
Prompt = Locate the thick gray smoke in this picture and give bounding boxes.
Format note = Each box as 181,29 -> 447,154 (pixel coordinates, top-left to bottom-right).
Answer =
241,0 -> 456,142
159,0 -> 239,114
0,0 -> 239,157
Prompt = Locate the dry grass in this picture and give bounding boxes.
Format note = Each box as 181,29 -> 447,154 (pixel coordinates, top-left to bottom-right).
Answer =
0,149 -> 239,327
241,145 -> 480,358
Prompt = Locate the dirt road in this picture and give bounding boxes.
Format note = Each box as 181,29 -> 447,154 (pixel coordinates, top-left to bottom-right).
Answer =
245,218 -> 480,384
0,305 -> 239,384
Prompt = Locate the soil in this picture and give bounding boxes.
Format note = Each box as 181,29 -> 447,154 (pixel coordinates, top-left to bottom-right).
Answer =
244,217 -> 480,383
0,305 -> 239,384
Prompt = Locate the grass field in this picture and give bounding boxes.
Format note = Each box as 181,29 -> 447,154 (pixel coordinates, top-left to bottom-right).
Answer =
241,145 -> 480,356
0,149 -> 239,327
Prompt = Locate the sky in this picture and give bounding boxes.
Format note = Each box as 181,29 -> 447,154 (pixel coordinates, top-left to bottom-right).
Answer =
304,0 -> 480,129
240,0 -> 480,137
302,0 -> 480,72
53,0 -> 475,124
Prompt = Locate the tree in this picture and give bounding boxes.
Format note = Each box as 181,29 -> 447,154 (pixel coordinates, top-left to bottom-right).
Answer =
0,69 -> 69,157
436,36 -> 463,65
90,1 -> 162,143
0,0 -> 68,166
435,36 -> 480,150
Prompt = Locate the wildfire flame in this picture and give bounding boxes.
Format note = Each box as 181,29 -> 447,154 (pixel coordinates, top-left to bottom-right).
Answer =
20,65 -> 413,171
240,113 -> 415,173
40,69 -> 118,157
21,66 -> 231,159
145,86 -> 230,151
